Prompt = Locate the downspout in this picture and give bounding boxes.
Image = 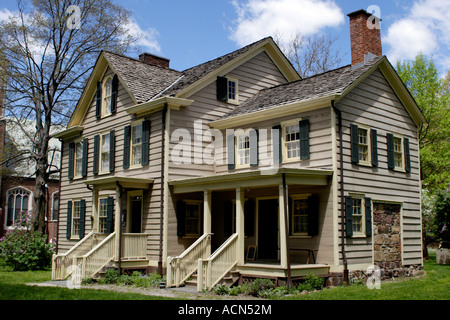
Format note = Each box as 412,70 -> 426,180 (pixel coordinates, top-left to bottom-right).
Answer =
332,100 -> 349,285
158,103 -> 168,275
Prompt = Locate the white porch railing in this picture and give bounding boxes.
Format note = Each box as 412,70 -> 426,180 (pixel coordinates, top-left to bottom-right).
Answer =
51,232 -> 108,280
197,233 -> 239,292
121,233 -> 148,260
166,233 -> 212,288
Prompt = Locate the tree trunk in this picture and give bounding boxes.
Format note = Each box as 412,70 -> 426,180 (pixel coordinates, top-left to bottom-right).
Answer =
33,158 -> 48,234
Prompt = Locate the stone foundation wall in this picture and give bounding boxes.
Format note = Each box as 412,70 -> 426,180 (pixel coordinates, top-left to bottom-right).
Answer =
373,202 -> 402,266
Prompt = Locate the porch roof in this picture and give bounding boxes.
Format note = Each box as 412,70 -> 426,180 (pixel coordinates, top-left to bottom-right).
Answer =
169,168 -> 333,194
84,176 -> 154,190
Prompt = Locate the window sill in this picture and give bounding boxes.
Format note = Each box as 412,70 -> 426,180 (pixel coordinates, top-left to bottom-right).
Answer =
350,234 -> 367,238
289,235 -> 311,239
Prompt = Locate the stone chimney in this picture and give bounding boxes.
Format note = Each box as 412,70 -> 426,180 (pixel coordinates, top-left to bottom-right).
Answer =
348,9 -> 382,65
139,53 -> 170,68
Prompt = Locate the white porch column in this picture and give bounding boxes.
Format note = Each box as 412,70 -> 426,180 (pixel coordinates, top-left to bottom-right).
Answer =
92,187 -> 99,232
203,190 -> 212,257
114,185 -> 122,260
236,188 -> 245,265
279,184 -> 288,269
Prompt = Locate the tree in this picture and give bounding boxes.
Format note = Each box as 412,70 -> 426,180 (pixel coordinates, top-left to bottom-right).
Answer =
396,54 -> 450,192
0,0 -> 138,234
275,32 -> 344,78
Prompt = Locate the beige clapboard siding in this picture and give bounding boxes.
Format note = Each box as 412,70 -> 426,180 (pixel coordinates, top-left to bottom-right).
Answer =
57,67 -> 164,258
336,68 -> 422,266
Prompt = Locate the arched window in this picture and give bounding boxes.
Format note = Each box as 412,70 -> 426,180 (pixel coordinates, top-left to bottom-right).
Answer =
5,187 -> 33,227
102,76 -> 113,116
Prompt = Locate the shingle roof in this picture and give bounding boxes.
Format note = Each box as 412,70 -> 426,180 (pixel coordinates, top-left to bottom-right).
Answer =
103,51 -> 182,104
221,55 -> 384,119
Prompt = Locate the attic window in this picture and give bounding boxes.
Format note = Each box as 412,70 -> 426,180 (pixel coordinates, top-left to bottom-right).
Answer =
102,76 -> 113,116
217,76 -> 239,104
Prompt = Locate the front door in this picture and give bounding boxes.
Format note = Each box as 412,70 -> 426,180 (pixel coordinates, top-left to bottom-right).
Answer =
127,191 -> 143,233
258,198 -> 279,260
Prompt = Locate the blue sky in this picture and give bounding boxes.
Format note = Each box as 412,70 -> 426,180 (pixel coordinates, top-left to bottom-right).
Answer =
1,0 -> 449,76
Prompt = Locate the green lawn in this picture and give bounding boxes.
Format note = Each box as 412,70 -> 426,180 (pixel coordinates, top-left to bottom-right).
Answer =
0,251 -> 448,300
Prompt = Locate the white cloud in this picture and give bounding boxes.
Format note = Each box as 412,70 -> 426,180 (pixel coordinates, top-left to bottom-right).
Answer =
123,18 -> 161,54
229,0 -> 345,47
385,0 -> 450,70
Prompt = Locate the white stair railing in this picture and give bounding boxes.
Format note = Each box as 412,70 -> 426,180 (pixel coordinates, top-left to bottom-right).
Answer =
197,233 -> 238,292
166,233 -> 212,288
51,232 -> 108,280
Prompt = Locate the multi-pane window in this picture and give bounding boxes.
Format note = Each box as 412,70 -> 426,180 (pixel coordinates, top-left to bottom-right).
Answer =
393,136 -> 403,169
131,123 -> 143,166
358,128 -> 369,163
185,201 -> 201,237
51,192 -> 59,221
6,188 -> 31,226
101,133 -> 110,172
98,198 -> 108,233
284,123 -> 300,160
227,78 -> 238,104
74,140 -> 83,177
292,198 -> 308,235
237,133 -> 250,167
72,200 -> 81,237
102,77 -> 113,116
352,198 -> 364,234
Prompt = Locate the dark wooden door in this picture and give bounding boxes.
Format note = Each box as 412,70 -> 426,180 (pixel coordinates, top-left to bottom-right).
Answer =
258,199 -> 279,260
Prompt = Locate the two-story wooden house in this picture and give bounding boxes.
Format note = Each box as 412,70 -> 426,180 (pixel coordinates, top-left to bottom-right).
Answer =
52,10 -> 424,290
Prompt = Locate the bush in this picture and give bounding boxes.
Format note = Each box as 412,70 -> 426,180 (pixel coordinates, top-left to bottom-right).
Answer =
246,278 -> 275,296
104,268 -> 120,284
435,190 -> 450,248
303,273 -> 324,291
0,212 -> 54,271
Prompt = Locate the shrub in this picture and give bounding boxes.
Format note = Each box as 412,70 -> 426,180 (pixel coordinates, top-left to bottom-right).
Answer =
104,268 -> 120,284
304,273 -> 324,291
0,212 -> 54,271
246,278 -> 275,296
435,190 -> 450,248
213,284 -> 230,295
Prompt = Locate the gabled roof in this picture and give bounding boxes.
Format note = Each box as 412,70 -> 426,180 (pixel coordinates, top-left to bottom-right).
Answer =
211,56 -> 425,128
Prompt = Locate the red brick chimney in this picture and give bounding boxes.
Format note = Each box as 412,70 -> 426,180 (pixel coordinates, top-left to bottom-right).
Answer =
139,53 -> 170,68
348,9 -> 382,65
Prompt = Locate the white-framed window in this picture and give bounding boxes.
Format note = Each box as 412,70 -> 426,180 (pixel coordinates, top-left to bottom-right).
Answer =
184,200 -> 202,237
74,139 -> 83,178
100,132 -> 111,173
236,130 -> 250,168
131,121 -> 143,167
227,77 -> 239,104
71,199 -> 81,238
51,191 -> 59,221
282,119 -> 301,161
357,126 -> 372,166
351,195 -> 365,236
393,135 -> 403,170
98,197 -> 108,233
102,76 -> 113,117
5,187 -> 32,227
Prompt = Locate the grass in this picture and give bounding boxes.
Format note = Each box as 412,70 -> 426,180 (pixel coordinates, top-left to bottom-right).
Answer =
0,250 -> 448,300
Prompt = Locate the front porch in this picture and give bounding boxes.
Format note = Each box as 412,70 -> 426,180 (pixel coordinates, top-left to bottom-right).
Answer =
167,168 -> 334,291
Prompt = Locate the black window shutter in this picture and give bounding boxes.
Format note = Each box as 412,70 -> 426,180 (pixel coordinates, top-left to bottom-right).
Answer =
82,138 -> 88,177
365,197 -> 372,237
404,137 -> 411,172
371,129 -> 378,167
350,124 -> 359,164
249,129 -> 258,167
224,200 -> 233,237
93,135 -> 99,175
109,130 -> 115,172
272,125 -> 282,164
79,199 -> 86,239
345,196 -> 353,237
110,74 -> 118,114
95,81 -> 101,119
387,133 -> 395,170
106,197 -> 114,233
299,119 -> 310,160
244,199 -> 255,237
176,200 -> 186,236
68,142 -> 75,180
66,201 -> 72,239
142,120 -> 150,166
123,125 -> 131,169
307,195 -> 319,237
217,76 -> 228,101
227,133 -> 235,170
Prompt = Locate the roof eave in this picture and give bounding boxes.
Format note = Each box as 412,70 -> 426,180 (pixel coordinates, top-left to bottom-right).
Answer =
125,96 -> 194,117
